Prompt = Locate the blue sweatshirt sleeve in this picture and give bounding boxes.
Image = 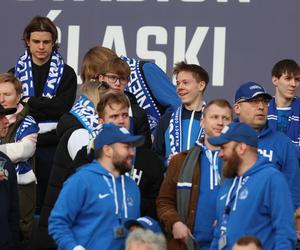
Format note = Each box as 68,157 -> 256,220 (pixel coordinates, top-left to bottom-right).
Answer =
266,171 -> 297,250
48,174 -> 86,250
143,63 -> 180,113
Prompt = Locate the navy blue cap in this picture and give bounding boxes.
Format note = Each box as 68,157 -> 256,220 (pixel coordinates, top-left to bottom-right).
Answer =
234,82 -> 272,103
124,216 -> 162,234
94,123 -> 144,151
208,122 -> 258,148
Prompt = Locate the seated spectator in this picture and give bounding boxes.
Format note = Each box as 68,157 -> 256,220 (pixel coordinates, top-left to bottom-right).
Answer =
0,73 -> 38,248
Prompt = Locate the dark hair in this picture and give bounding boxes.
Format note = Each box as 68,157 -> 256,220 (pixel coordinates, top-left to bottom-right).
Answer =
235,236 -> 263,249
173,61 -> 209,91
203,99 -> 233,118
80,46 -> 118,83
0,73 -> 22,95
23,15 -> 59,50
272,59 -> 300,78
97,91 -> 130,118
100,57 -> 130,78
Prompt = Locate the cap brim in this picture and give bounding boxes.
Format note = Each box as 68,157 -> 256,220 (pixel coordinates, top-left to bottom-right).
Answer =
121,135 -> 145,148
207,136 -> 230,146
0,107 -> 17,115
124,219 -> 144,230
248,92 -> 272,101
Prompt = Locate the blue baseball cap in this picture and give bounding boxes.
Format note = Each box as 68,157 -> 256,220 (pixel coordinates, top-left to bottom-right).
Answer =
124,216 -> 162,234
208,122 -> 258,148
234,82 -> 272,103
94,122 -> 144,151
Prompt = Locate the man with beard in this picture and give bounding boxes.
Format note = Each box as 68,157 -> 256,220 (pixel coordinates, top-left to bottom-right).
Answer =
208,122 -> 296,250
48,123 -> 144,250
156,99 -> 232,250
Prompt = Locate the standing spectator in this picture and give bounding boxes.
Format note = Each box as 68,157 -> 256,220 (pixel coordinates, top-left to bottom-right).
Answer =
97,91 -> 164,219
268,59 -> 300,149
0,73 -> 38,248
234,81 -> 300,208
49,123 -> 143,250
208,122 -> 296,250
267,59 -> 300,248
0,105 -> 20,250
99,57 -> 152,148
34,81 -> 110,249
152,62 -> 209,167
9,16 -> 77,212
156,99 -> 232,250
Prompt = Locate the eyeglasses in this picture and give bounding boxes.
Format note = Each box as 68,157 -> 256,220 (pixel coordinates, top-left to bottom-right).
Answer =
97,81 -> 110,90
238,97 -> 270,106
104,74 -> 129,85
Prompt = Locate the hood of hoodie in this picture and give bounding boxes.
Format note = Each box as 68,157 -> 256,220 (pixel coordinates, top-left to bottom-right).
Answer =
56,112 -> 83,137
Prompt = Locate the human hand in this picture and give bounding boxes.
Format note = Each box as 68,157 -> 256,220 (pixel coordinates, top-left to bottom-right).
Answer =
22,133 -> 38,143
172,221 -> 191,244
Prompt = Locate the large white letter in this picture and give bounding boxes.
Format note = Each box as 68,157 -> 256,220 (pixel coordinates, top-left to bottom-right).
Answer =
212,27 -> 226,86
102,26 -> 127,56
173,26 -> 209,66
46,10 -> 62,44
136,26 -> 168,71
67,25 -> 80,83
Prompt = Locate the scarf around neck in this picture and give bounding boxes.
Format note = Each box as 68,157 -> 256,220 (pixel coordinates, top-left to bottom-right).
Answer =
15,50 -> 64,98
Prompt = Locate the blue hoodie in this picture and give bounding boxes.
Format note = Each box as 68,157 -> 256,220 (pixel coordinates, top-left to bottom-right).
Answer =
210,157 -> 296,250
257,125 -> 300,208
48,160 -> 140,250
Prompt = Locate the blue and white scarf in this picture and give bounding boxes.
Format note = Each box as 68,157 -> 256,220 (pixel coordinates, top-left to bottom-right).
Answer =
121,56 -> 161,132
15,115 -> 39,185
268,97 -> 300,146
169,105 -> 205,154
70,95 -> 102,138
15,50 -> 64,98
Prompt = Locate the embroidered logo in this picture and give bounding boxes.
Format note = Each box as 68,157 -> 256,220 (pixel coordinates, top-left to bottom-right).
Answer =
98,193 -> 110,199
239,188 -> 249,200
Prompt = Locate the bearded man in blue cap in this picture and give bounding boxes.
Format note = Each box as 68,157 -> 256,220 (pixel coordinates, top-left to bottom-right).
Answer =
208,122 -> 296,250
48,123 -> 144,250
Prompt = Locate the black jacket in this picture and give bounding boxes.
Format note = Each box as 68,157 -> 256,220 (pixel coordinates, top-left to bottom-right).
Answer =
0,152 -> 19,250
34,113 -> 83,248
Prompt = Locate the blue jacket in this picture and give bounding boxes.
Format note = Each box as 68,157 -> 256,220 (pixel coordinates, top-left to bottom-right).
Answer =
257,125 -> 300,208
152,107 -> 202,167
210,157 -> 296,250
48,160 -> 140,250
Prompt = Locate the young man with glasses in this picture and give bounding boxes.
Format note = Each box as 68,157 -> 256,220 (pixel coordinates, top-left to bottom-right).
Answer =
234,82 -> 300,209
99,57 -> 152,148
